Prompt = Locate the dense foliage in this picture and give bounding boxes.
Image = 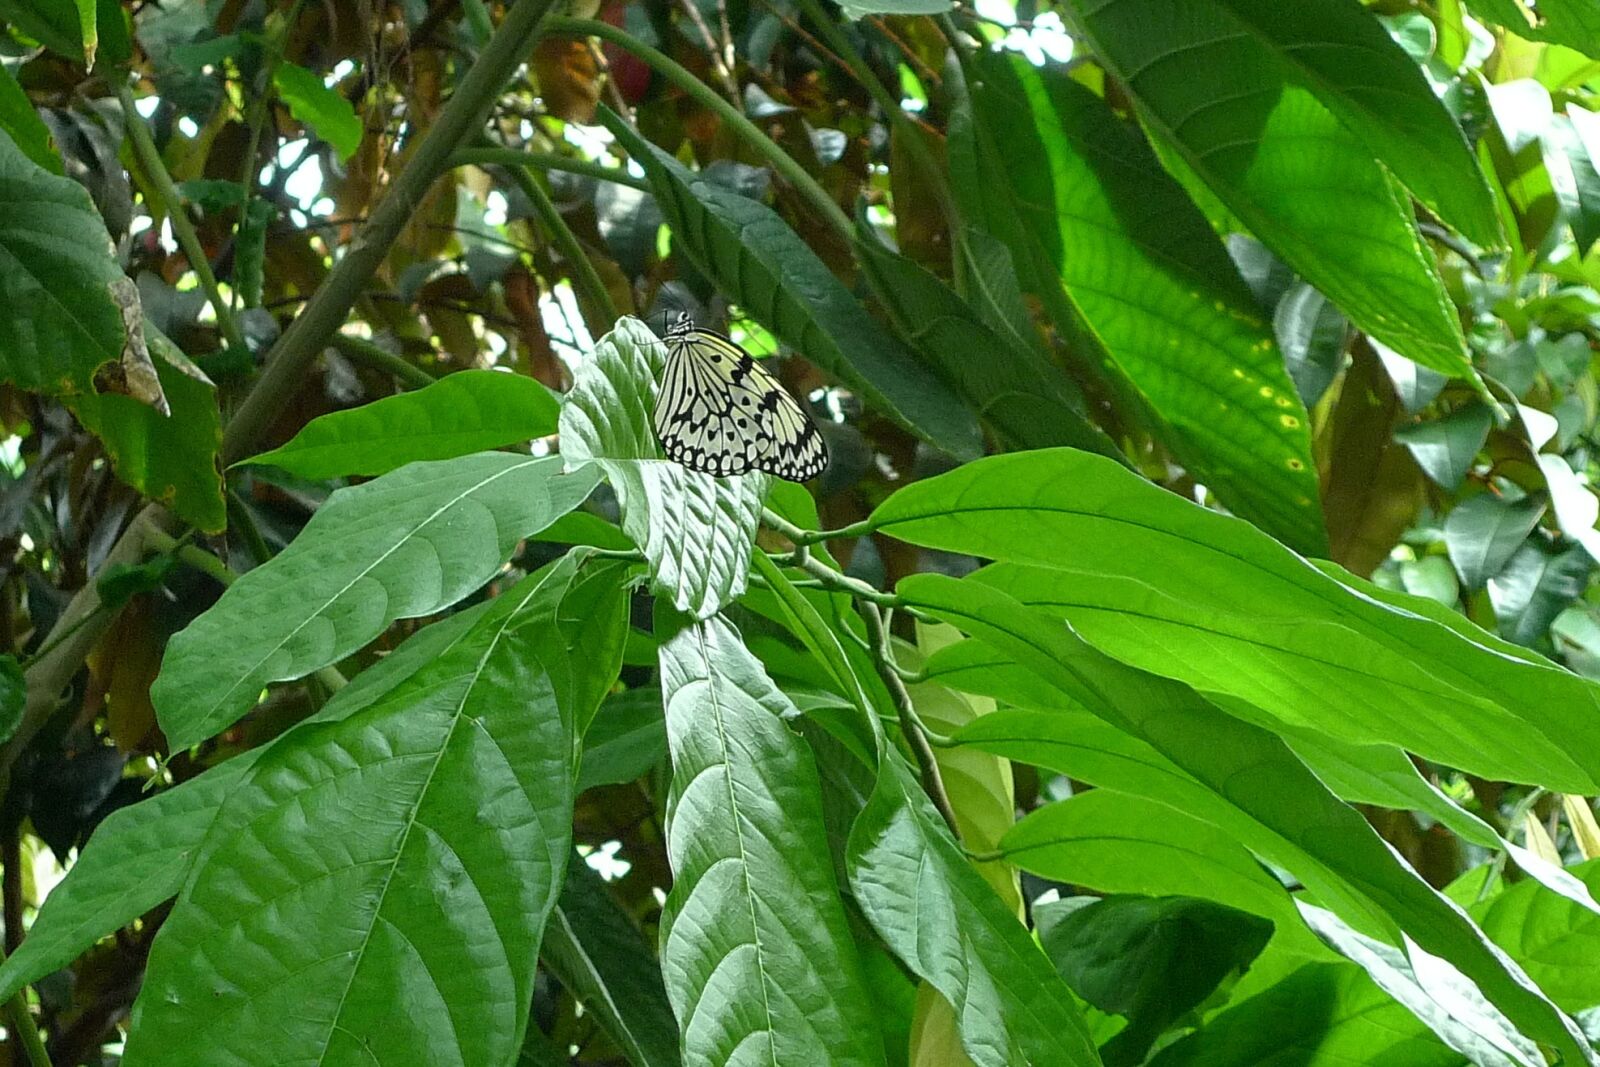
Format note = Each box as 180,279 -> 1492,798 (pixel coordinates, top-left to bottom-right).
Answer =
1,0 -> 1600,1063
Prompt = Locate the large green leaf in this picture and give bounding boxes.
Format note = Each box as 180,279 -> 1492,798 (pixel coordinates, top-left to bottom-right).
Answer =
1035,894 -> 1274,1066
867,449 -> 1600,793
543,854 -> 682,1067
124,556 -> 619,1065
560,317 -> 767,619
151,453 -> 599,750
1474,859 -> 1600,1010
1148,963 -> 1463,1067
242,369 -> 560,480
70,329 -> 225,532
853,221 -> 1117,460
1064,0 -> 1479,387
957,54 -> 1325,552
847,754 -> 1102,1067
898,573 -> 1595,1064
1203,0 -> 1500,246
0,127 -> 126,394
1463,0 -> 1600,58
657,616 -> 885,1066
272,61 -> 362,161
603,112 -> 982,461
578,686 -> 666,791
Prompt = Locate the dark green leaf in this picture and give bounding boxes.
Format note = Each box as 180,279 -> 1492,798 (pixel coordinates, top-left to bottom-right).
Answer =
0,67 -> 61,174
234,196 -> 272,309
1488,542 -> 1592,645
543,854 -> 682,1067
578,687 -> 665,790
124,559 -> 609,1065
0,654 -> 25,747
1065,0 -> 1482,388
1275,282 -> 1348,408
242,369 -> 561,480
0,128 -> 125,394
1463,0 -> 1600,58
604,112 -> 982,460
1393,404 -> 1493,490
1036,894 -> 1273,1066
151,453 -> 599,750
272,61 -> 361,161
657,617 -> 886,1066
868,449 -> 1600,793
560,317 -> 766,619
957,53 -> 1325,552
1444,493 -> 1548,590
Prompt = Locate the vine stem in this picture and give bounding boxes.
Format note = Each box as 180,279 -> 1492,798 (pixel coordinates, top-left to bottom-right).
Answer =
860,601 -> 961,837
223,0 -> 562,463
118,83 -> 249,357
546,16 -> 856,247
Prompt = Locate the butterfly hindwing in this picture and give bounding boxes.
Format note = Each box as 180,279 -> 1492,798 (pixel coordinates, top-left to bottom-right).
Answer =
653,322 -> 828,482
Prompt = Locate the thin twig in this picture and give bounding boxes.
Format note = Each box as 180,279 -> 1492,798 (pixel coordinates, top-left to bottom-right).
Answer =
493,149 -> 621,332
675,0 -> 742,104
861,601 -> 960,835
330,332 -> 440,389
449,146 -> 650,191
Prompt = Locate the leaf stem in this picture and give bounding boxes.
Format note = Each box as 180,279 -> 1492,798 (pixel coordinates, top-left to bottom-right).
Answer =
547,17 -> 855,246
861,601 -> 961,835
6,988 -> 52,1067
760,507 -> 870,546
118,83 -> 249,357
222,0 -> 561,464
492,148 -> 621,331
448,146 -> 650,191
329,333 -> 439,390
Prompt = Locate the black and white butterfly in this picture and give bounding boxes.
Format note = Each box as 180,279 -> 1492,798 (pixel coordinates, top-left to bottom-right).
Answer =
652,312 -> 829,482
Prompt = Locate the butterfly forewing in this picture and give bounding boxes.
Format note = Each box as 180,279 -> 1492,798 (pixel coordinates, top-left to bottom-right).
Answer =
653,322 -> 828,482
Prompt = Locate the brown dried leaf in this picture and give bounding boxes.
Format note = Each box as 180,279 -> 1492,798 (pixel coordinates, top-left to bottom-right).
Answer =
535,37 -> 601,124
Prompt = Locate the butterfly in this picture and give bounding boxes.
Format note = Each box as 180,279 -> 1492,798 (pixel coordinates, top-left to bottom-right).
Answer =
652,312 -> 829,482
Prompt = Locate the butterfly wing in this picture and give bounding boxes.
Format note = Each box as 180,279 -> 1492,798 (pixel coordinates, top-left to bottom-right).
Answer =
652,329 -> 828,481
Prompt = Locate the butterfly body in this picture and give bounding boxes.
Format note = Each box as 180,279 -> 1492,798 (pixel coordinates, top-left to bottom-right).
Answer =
652,313 -> 828,482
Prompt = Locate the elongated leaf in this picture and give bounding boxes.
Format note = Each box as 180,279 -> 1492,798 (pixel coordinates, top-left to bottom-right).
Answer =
243,369 -> 560,480
560,317 -> 766,619
272,61 -> 361,160
151,453 -> 599,749
898,573 -> 1595,1064
1207,0 -> 1500,246
603,112 -> 981,460
854,221 -> 1116,459
1149,962 -> 1462,1067
1463,0 -> 1600,58
125,557 -> 617,1065
0,65 -> 61,173
1445,494 -> 1548,590
0,128 -> 125,394
867,449 -> 1600,793
543,854 -> 681,1067
0,591 -> 513,1006
70,329 -> 225,532
848,754 -> 1101,1067
1395,404 -> 1494,491
578,686 -> 666,791
657,617 -> 885,1066
1065,0 -> 1479,387
958,53 -> 1325,552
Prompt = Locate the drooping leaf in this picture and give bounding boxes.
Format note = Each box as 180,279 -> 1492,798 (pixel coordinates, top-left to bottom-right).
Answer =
603,111 -> 982,461
124,557 -> 617,1065
560,317 -> 766,619
848,754 -> 1101,1067
1394,404 -> 1494,490
868,449 -> 1600,793
151,453 -> 599,750
242,369 -> 561,480
836,0 -> 951,19
578,686 -> 666,791
956,53 -> 1325,553
1444,493 -> 1548,590
1064,0 -> 1481,388
1488,541 -> 1593,646
543,854 -> 682,1067
272,61 -> 362,161
1035,894 -> 1274,1066
0,128 -> 125,394
854,219 -> 1117,460
70,328 -> 225,532
898,573 -> 1595,1063
1204,0 -> 1501,246
657,616 -> 885,1066
0,67 -> 61,174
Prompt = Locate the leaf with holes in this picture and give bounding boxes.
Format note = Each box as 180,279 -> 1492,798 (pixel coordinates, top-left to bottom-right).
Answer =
561,316 -> 767,619
151,452 -> 599,750
657,616 -> 884,1066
